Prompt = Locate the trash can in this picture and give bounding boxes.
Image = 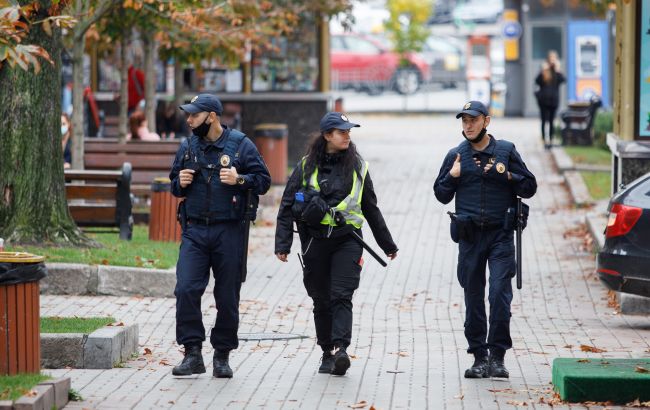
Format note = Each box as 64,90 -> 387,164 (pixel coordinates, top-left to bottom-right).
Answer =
254,123 -> 288,185
149,178 -> 182,242
0,251 -> 47,375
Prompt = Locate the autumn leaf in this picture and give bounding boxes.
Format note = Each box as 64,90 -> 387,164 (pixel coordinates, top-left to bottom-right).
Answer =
635,366 -> 649,373
577,359 -> 590,363
580,344 -> 606,353
348,400 -> 368,409
144,347 -> 152,355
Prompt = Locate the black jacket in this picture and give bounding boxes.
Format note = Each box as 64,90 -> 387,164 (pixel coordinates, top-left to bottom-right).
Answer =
535,68 -> 565,108
275,153 -> 398,255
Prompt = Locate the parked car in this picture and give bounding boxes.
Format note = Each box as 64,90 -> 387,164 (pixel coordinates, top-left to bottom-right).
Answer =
420,35 -> 465,88
453,0 -> 503,25
598,173 -> 650,298
330,33 -> 431,95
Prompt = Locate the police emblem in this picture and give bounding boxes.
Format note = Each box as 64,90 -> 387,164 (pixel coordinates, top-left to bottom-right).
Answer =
219,154 -> 231,167
464,102 -> 472,110
191,95 -> 199,103
340,114 -> 349,122
496,162 -> 506,173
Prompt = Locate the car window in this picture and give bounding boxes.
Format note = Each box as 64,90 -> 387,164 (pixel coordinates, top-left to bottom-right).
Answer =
331,36 -> 346,52
343,36 -> 380,54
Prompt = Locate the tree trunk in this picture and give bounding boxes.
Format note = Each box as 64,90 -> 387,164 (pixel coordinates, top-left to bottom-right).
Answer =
142,30 -> 157,133
71,33 -> 85,170
0,1 -> 93,246
118,37 -> 129,142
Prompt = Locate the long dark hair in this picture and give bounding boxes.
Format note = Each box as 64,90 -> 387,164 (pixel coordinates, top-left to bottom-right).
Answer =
302,130 -> 363,180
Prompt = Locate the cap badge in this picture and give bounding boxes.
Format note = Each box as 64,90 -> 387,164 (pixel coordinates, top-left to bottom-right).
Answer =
191,95 -> 199,103
219,154 -> 231,167
464,102 -> 472,110
340,114 -> 349,122
496,162 -> 506,174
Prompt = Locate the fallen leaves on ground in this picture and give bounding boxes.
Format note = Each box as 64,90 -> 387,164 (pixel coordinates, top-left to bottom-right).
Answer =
453,394 -> 464,400
635,366 -> 649,373
607,290 -> 620,310
627,399 -> 650,407
487,388 -> 516,394
348,400 -> 368,408
580,344 -> 607,353
577,359 -> 591,363
506,400 -> 528,406
143,348 -> 152,355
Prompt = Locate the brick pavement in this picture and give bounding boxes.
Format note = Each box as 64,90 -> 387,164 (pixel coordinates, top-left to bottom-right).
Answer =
42,115 -> 650,409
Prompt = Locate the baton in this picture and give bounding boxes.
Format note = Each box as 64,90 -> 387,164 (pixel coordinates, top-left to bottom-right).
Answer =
241,189 -> 253,282
516,197 -> 523,289
351,231 -> 387,267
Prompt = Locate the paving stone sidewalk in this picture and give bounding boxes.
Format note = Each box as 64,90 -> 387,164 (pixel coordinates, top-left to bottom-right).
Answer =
43,115 -> 650,410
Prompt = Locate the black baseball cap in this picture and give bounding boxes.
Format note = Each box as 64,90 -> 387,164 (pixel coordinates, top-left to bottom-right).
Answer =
456,101 -> 489,118
179,94 -> 223,115
320,112 -> 360,132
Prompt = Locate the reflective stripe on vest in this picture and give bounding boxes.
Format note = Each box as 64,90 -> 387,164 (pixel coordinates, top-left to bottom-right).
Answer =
301,159 -> 369,229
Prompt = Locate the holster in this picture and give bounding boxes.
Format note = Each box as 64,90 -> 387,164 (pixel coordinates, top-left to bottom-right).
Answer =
177,200 -> 187,232
504,202 -> 530,231
448,212 -> 475,243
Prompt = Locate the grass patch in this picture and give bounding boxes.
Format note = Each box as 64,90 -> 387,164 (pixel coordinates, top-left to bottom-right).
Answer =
580,171 -> 612,200
0,373 -> 50,401
564,146 -> 611,167
12,225 -> 178,269
41,316 -> 116,334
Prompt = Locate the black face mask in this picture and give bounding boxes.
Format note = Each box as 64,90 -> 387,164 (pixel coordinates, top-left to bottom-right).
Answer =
462,127 -> 487,144
193,116 -> 212,138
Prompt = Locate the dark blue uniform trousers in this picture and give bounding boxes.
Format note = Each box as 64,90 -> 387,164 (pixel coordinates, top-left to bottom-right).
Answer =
302,235 -> 363,351
175,220 -> 243,351
457,228 -> 515,358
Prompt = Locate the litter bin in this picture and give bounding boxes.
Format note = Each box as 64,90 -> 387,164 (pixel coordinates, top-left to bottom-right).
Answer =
253,123 -> 288,185
149,178 -> 182,242
0,251 -> 47,375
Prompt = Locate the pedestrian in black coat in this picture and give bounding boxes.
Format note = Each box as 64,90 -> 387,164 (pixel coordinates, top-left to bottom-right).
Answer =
535,50 -> 565,149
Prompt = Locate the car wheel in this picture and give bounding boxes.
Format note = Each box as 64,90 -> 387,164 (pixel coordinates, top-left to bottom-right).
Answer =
393,67 -> 421,95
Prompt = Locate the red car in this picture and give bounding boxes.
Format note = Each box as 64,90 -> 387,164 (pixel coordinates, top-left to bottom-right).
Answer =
330,33 -> 431,95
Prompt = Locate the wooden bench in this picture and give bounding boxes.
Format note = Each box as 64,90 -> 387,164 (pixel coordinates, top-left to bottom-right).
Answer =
64,162 -> 133,240
83,138 -> 180,199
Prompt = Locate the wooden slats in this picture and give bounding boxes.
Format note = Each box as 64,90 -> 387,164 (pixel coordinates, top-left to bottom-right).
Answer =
69,205 -> 116,224
0,282 -> 40,375
85,153 -> 175,170
65,170 -> 123,181
66,185 -> 117,201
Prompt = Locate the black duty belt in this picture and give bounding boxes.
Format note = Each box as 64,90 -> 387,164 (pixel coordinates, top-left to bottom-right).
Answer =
187,217 -> 227,226
474,221 -> 502,231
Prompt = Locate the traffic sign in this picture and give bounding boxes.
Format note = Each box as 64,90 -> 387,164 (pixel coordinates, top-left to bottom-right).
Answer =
502,21 -> 523,39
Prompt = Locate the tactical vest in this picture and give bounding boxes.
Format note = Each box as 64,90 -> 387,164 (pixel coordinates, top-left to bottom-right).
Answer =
455,139 -> 516,225
182,129 -> 247,221
301,159 -> 369,229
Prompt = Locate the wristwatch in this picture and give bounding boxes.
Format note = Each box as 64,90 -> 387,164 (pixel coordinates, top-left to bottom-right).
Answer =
236,176 -> 246,185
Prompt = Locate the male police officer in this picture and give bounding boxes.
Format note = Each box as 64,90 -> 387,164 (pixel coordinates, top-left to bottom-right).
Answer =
433,101 -> 537,379
170,94 -> 270,378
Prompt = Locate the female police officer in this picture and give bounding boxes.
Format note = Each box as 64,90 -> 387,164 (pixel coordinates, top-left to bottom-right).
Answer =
434,101 -> 537,379
275,112 -> 398,376
170,94 -> 270,378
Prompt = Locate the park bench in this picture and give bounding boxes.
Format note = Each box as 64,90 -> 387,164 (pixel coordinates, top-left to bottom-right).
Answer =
561,95 -> 602,146
83,138 -> 180,200
64,162 -> 133,240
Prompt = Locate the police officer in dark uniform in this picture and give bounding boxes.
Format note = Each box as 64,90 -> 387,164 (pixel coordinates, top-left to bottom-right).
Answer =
433,101 -> 537,379
275,112 -> 398,376
170,94 -> 271,378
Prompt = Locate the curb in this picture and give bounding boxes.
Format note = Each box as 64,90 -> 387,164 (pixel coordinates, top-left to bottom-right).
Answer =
2,377 -> 70,410
549,146 -> 594,207
42,263 -> 175,298
41,324 -> 139,369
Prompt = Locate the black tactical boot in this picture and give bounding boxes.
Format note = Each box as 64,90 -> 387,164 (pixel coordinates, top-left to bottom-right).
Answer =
318,350 -> 335,374
488,353 -> 509,378
213,350 -> 233,378
464,354 -> 489,378
331,347 -> 351,376
172,345 -> 206,376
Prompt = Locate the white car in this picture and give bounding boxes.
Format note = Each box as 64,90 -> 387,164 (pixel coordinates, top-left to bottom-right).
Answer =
453,0 -> 503,25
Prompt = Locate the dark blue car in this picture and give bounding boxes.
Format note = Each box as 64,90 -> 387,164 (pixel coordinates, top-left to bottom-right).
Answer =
598,173 -> 650,297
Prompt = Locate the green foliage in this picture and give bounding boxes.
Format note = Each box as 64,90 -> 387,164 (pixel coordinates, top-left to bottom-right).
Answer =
580,171 -> 611,200
0,374 -> 50,401
593,110 -> 613,149
384,0 -> 432,64
41,316 -> 116,334
564,146 -> 611,167
11,225 -> 179,269
68,388 -> 84,401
